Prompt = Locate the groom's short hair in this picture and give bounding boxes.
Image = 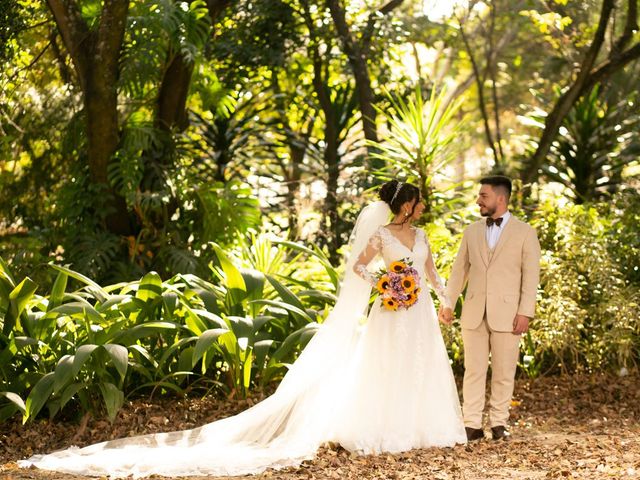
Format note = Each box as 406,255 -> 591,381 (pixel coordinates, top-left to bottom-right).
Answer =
480,175 -> 512,200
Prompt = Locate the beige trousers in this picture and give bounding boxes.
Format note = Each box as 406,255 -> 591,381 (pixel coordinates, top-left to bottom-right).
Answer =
461,317 -> 521,428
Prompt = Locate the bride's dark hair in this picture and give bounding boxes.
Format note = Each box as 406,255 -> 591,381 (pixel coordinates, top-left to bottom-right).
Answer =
379,180 -> 420,216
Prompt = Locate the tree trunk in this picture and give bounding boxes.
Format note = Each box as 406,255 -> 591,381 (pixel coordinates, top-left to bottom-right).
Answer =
155,0 -> 231,135
156,55 -> 194,133
327,0 -> 378,147
46,0 -> 132,235
457,9 -> 500,169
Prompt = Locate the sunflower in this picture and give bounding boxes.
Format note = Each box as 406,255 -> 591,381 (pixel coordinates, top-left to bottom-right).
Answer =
389,261 -> 406,273
401,275 -> 416,292
383,297 -> 399,311
406,293 -> 417,305
376,274 -> 391,293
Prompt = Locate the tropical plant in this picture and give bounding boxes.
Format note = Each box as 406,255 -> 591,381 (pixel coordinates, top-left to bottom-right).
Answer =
0,234 -> 339,422
524,197 -> 640,376
523,82 -> 640,203
370,84 -> 467,218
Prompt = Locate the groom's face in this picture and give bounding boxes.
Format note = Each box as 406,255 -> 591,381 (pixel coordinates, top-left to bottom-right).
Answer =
476,185 -> 498,217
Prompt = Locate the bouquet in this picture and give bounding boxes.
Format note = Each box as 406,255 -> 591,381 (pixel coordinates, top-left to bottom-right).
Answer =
375,259 -> 421,311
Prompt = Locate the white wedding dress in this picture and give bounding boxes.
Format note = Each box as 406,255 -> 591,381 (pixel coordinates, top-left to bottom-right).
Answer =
19,202 -> 466,478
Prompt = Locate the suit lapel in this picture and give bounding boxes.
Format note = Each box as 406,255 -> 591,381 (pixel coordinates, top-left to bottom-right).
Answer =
490,217 -> 517,263
477,222 -> 489,267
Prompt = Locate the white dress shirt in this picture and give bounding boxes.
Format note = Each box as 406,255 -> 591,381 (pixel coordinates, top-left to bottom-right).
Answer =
485,211 -> 511,250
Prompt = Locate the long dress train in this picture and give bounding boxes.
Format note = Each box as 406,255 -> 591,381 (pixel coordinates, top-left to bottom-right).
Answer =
19,203 -> 466,477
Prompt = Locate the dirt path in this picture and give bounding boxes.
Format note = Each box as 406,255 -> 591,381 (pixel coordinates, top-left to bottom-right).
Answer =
2,374 -> 639,479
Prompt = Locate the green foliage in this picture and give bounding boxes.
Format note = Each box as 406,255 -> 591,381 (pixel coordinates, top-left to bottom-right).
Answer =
526,83 -> 640,203
424,192 -> 640,378
524,194 -> 640,376
211,0 -> 301,80
0,235 -> 337,422
370,84 -> 467,218
0,0 -> 30,63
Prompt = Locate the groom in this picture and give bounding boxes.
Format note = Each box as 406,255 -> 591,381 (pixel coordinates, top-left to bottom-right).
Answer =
440,176 -> 540,441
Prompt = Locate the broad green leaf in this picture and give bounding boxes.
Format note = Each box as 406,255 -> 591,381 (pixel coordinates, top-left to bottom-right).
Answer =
265,275 -> 306,311
269,323 -> 320,364
98,295 -> 134,311
249,299 -> 314,325
136,272 -> 162,301
3,277 -> 38,335
253,339 -> 274,372
99,382 -> 124,422
0,391 -> 26,413
183,304 -> 208,335
162,292 -> 178,319
192,328 -> 227,368
108,321 -> 181,344
24,372 -> 55,423
241,269 -> 265,297
48,302 -> 103,324
192,309 -> 226,329
218,330 -> 238,356
157,337 -> 197,369
243,347 -> 253,389
53,355 -> 75,394
103,344 -> 128,380
225,316 -> 255,340
59,382 -> 84,410
50,264 -> 110,302
128,344 -> 158,368
14,336 -> 38,349
0,256 -> 16,286
73,344 -> 99,376
211,243 -> 246,304
48,271 -> 68,312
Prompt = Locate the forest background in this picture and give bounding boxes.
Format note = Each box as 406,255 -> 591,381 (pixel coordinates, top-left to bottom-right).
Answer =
0,0 -> 639,427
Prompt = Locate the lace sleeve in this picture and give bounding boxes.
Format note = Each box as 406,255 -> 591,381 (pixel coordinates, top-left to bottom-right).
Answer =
352,230 -> 382,286
422,232 -> 452,309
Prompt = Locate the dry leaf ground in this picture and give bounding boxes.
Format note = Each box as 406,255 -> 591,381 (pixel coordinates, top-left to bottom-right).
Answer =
2,373 -> 639,479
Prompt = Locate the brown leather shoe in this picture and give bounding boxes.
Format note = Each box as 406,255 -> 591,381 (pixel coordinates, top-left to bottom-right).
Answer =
465,427 -> 484,441
491,425 -> 510,440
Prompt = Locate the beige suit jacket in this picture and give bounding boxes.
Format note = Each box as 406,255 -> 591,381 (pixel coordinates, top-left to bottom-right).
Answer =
446,216 -> 541,332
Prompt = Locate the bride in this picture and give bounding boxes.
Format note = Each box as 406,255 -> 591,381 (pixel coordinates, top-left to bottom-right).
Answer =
20,180 -> 466,478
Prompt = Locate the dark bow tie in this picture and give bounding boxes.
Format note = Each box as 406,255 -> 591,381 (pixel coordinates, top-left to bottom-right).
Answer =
486,217 -> 504,227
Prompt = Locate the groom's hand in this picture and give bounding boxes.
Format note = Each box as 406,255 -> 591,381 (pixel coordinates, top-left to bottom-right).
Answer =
512,314 -> 530,334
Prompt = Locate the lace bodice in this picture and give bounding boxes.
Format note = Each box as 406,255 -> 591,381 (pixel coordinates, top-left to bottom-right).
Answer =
353,226 -> 452,308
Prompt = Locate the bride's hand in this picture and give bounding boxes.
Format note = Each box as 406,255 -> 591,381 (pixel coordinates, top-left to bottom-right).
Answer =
438,306 -> 454,325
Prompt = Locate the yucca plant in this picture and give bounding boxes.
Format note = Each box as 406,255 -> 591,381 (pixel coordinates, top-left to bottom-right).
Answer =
526,84 -> 640,204
369,84 -> 467,218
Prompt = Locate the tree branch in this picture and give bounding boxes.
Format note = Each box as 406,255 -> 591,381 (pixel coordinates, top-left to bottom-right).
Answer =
522,0 -> 615,183
362,0 -> 404,55
327,0 -> 378,144
457,12 -> 499,167
612,0 -> 638,56
586,41 -> 640,90
45,0 -> 90,83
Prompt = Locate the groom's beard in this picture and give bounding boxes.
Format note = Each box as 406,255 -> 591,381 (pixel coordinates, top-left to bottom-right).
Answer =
479,205 -> 496,217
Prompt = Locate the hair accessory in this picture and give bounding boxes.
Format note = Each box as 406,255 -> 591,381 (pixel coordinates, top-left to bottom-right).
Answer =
390,182 -> 403,205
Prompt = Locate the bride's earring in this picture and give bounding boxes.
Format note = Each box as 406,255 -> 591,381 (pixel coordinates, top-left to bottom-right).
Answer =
404,211 -> 409,217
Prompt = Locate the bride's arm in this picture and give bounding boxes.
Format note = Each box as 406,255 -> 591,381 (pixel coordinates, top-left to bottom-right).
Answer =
352,231 -> 382,286
424,235 -> 453,309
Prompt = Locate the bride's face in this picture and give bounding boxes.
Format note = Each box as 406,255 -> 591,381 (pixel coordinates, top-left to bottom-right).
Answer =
404,197 -> 425,221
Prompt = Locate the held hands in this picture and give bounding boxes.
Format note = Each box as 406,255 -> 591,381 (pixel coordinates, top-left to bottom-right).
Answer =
438,306 -> 454,325
512,314 -> 530,335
